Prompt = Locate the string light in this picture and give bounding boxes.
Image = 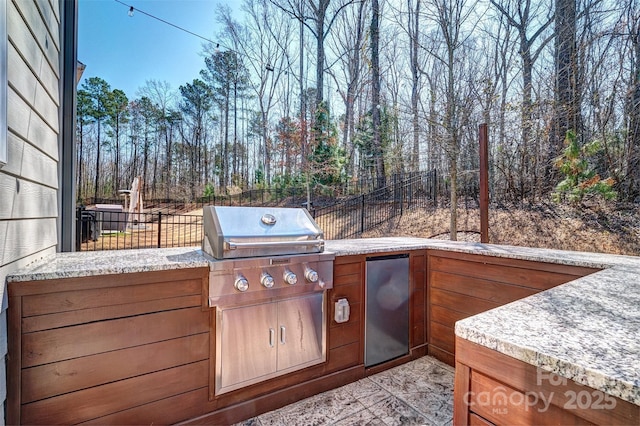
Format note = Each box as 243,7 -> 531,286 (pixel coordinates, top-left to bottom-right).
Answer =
112,0 -> 320,88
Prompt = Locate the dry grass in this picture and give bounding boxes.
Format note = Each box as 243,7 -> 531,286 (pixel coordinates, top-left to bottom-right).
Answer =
80,202 -> 640,256
362,201 -> 640,256
80,211 -> 202,251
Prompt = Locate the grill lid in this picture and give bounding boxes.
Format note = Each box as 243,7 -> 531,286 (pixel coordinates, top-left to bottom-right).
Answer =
202,206 -> 324,259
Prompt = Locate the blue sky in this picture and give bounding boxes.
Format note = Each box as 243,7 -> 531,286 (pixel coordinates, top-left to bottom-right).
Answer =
78,0 -> 240,98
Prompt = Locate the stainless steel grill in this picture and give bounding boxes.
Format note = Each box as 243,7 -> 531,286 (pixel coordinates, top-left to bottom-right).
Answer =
202,206 -> 334,395
202,206 -> 324,259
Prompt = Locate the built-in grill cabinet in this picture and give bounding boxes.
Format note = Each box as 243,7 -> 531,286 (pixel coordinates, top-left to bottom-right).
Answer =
202,206 -> 334,396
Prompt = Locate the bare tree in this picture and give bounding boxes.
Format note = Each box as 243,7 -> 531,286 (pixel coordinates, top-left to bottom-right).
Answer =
326,0 -> 368,178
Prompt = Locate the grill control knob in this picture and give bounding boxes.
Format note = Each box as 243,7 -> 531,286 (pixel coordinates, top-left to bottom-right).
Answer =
304,268 -> 319,283
261,272 -> 275,288
234,277 -> 249,292
283,270 -> 298,285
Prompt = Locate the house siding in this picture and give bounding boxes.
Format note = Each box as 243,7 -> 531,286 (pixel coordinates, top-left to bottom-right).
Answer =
1,0 -> 62,424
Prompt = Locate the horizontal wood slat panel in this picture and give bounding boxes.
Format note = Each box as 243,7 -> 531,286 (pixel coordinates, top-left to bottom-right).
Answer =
429,321 -> 455,355
430,287 -> 500,316
22,279 -> 202,317
430,271 -> 538,304
428,345 -> 455,367
429,256 -> 586,290
21,360 -> 209,425
470,412 -> 495,426
334,261 -> 362,277
470,371 -> 592,426
334,255 -> 364,266
329,320 -> 360,349
10,268 -> 209,297
22,295 -> 202,332
428,250 -> 599,276
330,282 -> 361,304
333,271 -> 361,287
430,304 -> 470,329
22,333 -> 209,403
79,388 -> 208,425
457,338 -> 640,426
22,308 -> 209,367
326,342 -> 360,373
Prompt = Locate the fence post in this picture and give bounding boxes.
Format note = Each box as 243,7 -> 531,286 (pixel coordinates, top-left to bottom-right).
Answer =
360,195 -> 365,234
157,212 -> 162,248
432,169 -> 437,205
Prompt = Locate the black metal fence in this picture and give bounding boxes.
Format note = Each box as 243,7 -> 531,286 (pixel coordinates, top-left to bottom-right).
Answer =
76,208 -> 202,251
77,170 -> 437,250
312,170 -> 437,240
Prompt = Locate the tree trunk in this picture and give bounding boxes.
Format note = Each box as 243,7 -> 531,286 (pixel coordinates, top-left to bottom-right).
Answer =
626,16 -> 640,200
94,119 -> 101,202
371,0 -> 386,189
550,0 -> 578,180
410,0 -> 421,172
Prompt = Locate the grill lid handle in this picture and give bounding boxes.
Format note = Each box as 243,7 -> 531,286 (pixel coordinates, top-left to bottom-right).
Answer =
225,240 -> 324,250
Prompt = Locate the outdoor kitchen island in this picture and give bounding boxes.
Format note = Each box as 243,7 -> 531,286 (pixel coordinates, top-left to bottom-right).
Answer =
5,237 -> 640,425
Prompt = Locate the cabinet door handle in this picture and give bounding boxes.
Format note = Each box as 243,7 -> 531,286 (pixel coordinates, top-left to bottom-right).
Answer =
269,328 -> 275,347
280,326 -> 286,344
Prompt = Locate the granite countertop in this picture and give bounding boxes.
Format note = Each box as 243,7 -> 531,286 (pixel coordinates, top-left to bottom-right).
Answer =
455,267 -> 640,406
6,237 -> 640,407
6,247 -> 210,282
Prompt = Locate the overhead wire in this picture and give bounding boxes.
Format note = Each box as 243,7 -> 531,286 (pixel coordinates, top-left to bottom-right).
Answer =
112,0 -> 320,88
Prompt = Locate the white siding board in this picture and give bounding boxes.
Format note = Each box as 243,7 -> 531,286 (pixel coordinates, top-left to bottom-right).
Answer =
7,0 -> 59,81
6,132 -> 58,185
0,218 -> 58,265
0,246 -> 56,307
8,47 -> 59,132
0,175 -> 58,220
7,88 -> 59,160
10,0 -> 59,71
33,0 -> 61,50
8,40 -> 58,108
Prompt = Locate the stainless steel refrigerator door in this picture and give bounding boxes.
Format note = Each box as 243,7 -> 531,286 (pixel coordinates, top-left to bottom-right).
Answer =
365,255 -> 410,367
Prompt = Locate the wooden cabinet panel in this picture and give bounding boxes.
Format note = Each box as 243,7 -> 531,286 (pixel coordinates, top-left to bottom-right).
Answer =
79,388 -> 209,426
430,270 -> 537,303
329,320 -> 360,349
22,294 -> 202,332
427,252 -> 599,365
430,287 -> 500,315
22,333 -> 209,403
9,268 -> 211,426
22,278 -> 202,317
455,338 -> 640,426
22,361 -> 209,425
470,370 -> 593,425
22,307 -> 209,367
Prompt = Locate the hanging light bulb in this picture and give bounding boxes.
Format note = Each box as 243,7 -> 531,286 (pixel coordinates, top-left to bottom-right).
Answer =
128,6 -> 135,17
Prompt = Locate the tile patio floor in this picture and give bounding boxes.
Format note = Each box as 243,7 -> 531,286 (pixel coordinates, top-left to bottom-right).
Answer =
235,356 -> 455,426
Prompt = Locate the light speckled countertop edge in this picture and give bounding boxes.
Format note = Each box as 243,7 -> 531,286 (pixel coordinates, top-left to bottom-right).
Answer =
6,246 -> 210,282
454,266 -> 640,406
8,238 -> 639,282
6,237 -> 640,408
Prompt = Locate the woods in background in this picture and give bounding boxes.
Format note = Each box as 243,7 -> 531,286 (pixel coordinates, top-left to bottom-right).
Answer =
76,0 -> 640,210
